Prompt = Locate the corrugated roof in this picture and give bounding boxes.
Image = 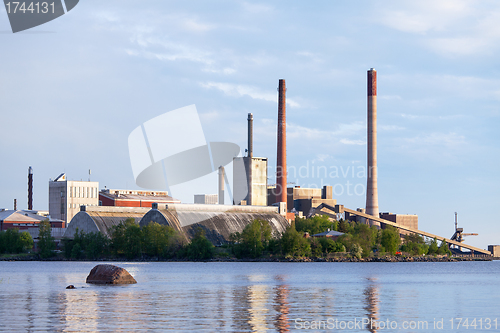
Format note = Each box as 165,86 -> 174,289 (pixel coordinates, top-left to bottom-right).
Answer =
313,230 -> 344,237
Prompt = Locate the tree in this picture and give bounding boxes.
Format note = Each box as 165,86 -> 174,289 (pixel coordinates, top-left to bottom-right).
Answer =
427,238 -> 439,255
124,223 -> 142,259
110,218 -> 138,257
295,215 -> 337,235
142,222 -> 171,258
350,243 -> 363,259
380,226 -> 401,255
231,219 -> 272,258
280,225 -> 311,258
438,240 -> 451,256
185,228 -> 214,260
38,220 -> 55,258
19,231 -> 34,252
319,237 -> 345,253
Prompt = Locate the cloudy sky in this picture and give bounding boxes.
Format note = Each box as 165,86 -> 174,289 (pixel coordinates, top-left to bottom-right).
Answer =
1,0 -> 499,249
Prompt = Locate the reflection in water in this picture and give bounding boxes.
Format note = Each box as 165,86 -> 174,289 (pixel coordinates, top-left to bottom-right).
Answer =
364,279 -> 379,333
273,284 -> 290,332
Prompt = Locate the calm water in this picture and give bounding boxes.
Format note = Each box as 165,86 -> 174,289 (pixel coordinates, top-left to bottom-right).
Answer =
0,261 -> 499,332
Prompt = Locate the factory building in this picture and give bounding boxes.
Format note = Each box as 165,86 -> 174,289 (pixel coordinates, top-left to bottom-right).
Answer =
379,213 -> 418,236
194,194 -> 218,205
268,186 -> 336,217
140,204 -> 289,246
233,156 -> 268,206
49,173 -> 99,224
99,189 -> 180,207
64,206 -> 148,238
0,209 -> 64,231
64,203 -> 290,246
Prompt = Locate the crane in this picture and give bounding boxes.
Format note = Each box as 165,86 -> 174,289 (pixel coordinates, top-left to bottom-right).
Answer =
450,212 -> 478,251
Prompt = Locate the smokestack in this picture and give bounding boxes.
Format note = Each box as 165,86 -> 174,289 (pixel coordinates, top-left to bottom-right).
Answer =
366,69 -> 380,227
14,198 -> 17,211
246,113 -> 253,205
28,166 -> 33,210
218,166 -> 225,205
247,113 -> 253,158
276,79 -> 287,206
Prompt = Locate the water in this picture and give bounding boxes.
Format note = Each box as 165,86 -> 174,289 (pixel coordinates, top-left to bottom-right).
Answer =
0,261 -> 499,332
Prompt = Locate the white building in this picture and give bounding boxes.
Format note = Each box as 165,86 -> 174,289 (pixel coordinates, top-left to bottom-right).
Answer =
49,173 -> 99,224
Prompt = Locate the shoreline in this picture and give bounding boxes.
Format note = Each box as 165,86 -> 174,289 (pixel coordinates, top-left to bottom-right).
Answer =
0,255 -> 495,263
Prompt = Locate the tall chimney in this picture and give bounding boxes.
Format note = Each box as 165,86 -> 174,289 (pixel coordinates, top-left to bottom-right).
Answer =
366,69 -> 380,227
247,113 -> 253,158
28,166 -> 33,210
218,166 -> 225,205
14,198 -> 17,211
246,113 -> 253,205
276,79 -> 287,206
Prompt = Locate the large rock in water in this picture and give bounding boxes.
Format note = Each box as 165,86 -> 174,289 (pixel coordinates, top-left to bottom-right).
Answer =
86,264 -> 137,284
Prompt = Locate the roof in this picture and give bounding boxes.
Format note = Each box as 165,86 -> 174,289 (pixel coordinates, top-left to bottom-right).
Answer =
99,191 -> 181,203
312,230 -> 345,237
0,210 -> 63,223
64,207 -> 148,238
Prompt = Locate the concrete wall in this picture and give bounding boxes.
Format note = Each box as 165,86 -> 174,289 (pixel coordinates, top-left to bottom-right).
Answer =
233,156 -> 268,206
488,245 -> 500,257
49,180 -> 99,224
380,213 -> 418,235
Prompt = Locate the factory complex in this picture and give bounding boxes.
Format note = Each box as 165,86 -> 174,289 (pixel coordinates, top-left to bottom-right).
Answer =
1,70 -> 496,256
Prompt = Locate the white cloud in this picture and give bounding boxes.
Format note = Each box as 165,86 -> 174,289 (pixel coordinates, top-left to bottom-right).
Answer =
200,81 -> 301,107
340,139 -> 366,145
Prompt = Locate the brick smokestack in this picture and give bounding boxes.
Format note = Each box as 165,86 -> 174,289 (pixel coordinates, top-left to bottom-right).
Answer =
247,113 -> 253,158
28,166 -> 33,210
366,69 -> 380,227
276,79 -> 287,206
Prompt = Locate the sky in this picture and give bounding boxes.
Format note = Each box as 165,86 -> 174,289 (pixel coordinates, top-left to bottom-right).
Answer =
0,0 -> 499,249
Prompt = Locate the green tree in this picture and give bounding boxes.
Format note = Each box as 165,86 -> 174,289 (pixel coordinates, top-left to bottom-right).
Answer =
319,237 -> 345,253
3,229 -> 22,253
110,218 -> 138,257
185,228 -> 214,260
438,240 -> 451,256
231,219 -> 272,258
400,233 -> 428,255
308,237 -> 323,257
280,225 -> 311,257
85,232 -> 110,259
38,220 -> 55,258
350,243 -> 363,259
295,215 -> 337,235
19,231 -> 34,252
142,222 -> 171,258
338,219 -> 350,233
380,226 -> 401,255
124,223 -> 142,259
427,238 -> 439,255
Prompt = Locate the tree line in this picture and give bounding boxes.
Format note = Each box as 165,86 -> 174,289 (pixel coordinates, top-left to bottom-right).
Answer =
1,216 -> 452,260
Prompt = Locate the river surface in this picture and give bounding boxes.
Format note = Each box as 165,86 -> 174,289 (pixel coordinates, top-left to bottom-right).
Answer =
0,261 -> 499,332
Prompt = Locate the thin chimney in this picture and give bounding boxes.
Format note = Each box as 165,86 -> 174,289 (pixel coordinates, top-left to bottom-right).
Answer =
28,166 -> 33,210
218,166 -> 225,205
276,79 -> 287,206
366,69 -> 380,227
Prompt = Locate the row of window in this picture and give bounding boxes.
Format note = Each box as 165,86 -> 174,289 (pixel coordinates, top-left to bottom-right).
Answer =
68,203 -> 98,209
67,187 -> 98,199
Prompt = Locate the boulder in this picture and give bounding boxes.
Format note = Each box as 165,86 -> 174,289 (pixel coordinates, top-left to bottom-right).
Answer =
66,285 -> 76,289
86,264 -> 137,284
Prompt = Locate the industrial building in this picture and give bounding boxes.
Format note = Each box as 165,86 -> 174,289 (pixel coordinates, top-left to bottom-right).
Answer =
232,113 -> 269,206
100,189 -> 180,207
139,203 -> 289,245
268,186 -> 336,217
64,206 -> 148,238
379,213 -> 418,235
194,194 -> 218,205
64,203 -> 290,246
49,173 -> 99,224
0,209 -> 64,231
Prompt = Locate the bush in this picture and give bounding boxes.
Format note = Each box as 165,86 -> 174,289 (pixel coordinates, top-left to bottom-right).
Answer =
184,228 -> 214,260
381,226 -> 401,255
295,215 -> 337,235
350,243 -> 363,259
279,225 -> 311,258
230,219 -> 272,258
38,220 -> 55,258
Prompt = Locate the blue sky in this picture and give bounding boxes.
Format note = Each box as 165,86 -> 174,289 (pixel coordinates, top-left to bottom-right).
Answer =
0,0 -> 499,249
